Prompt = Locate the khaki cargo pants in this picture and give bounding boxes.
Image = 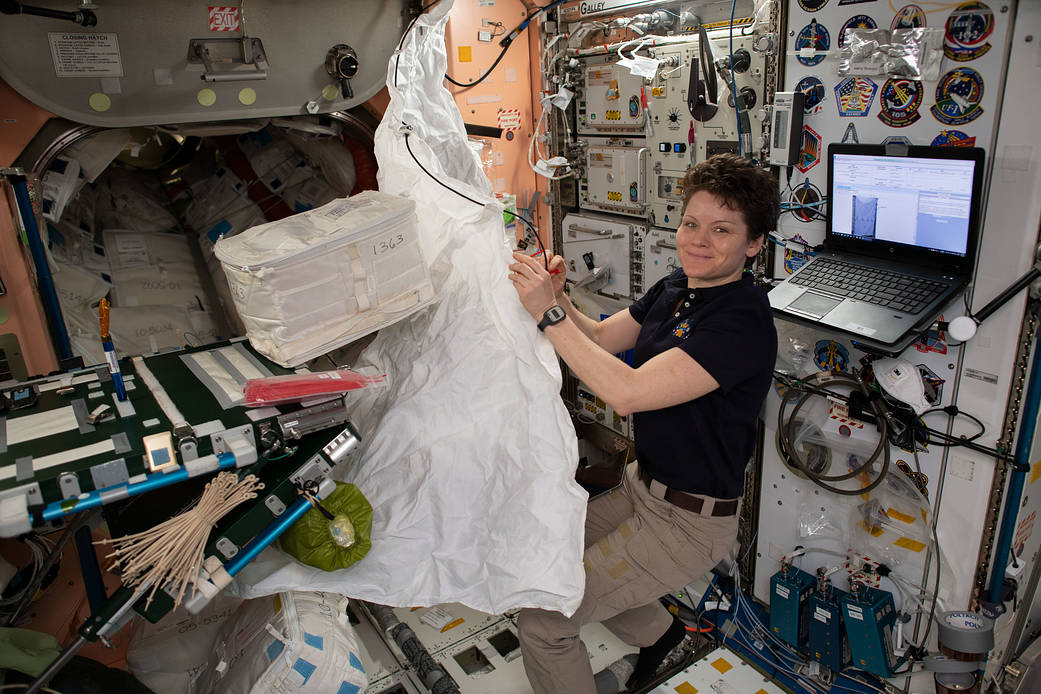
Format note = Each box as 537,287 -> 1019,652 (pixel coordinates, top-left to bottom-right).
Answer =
517,462 -> 739,694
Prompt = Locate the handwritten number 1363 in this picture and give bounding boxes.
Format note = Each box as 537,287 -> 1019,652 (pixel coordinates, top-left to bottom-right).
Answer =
374,234 -> 405,256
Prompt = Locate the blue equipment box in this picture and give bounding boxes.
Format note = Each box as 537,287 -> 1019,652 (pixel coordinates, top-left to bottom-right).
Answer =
841,584 -> 897,678
808,586 -> 850,672
769,566 -> 816,650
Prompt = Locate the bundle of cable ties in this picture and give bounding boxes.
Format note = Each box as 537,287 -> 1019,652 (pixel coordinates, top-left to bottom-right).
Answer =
96,472 -> 264,608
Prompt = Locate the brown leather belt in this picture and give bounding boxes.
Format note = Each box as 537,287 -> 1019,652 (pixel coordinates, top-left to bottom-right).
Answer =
638,467 -> 739,517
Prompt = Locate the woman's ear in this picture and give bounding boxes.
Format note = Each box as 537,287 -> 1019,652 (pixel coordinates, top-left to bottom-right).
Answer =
746,234 -> 765,258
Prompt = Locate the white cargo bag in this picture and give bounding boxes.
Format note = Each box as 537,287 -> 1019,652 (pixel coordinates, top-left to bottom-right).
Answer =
195,592 -> 367,694
214,191 -> 435,367
126,592 -> 243,694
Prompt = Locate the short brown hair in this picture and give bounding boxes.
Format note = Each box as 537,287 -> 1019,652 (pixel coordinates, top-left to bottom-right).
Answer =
680,154 -> 780,241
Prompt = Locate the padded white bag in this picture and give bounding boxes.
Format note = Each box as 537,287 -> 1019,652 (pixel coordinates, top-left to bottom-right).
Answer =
214,191 -> 436,367
194,592 -> 367,694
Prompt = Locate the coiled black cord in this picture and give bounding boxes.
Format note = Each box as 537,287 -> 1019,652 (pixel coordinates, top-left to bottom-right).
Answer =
775,371 -> 891,495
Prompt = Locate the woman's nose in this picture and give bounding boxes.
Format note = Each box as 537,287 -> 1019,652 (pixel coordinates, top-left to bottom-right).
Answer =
688,227 -> 709,245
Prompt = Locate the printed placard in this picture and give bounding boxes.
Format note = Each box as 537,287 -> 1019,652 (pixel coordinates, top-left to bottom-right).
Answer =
48,32 -> 124,77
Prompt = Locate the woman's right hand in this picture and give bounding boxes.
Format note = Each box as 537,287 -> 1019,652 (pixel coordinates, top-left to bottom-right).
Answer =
547,253 -> 566,298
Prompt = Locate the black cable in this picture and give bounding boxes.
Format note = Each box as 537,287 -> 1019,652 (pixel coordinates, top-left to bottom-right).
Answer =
775,371 -> 891,495
402,130 -> 547,270
918,406 -> 986,445
403,130 -> 486,208
446,41 -> 512,89
445,0 -> 566,89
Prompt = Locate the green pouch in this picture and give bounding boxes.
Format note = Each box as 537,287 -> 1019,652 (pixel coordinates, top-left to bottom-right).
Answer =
0,627 -> 61,677
280,482 -> 373,571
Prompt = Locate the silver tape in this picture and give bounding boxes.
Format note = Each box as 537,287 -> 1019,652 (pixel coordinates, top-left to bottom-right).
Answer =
936,611 -> 995,654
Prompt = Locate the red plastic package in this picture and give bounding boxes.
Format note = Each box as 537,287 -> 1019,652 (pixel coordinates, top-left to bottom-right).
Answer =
243,368 -> 386,406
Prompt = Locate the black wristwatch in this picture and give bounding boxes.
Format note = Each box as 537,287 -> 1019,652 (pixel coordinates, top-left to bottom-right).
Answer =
537,305 -> 567,332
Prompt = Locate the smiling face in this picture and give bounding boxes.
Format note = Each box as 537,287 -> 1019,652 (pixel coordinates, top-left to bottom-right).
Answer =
677,190 -> 764,288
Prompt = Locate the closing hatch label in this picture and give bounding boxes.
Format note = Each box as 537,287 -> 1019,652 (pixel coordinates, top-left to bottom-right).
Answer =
48,32 -> 124,77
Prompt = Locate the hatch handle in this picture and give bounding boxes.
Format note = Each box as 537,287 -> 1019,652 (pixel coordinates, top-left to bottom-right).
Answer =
188,37 -> 268,82
0,2 -> 97,27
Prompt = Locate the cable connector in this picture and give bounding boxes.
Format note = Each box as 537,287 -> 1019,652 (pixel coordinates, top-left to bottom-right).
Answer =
702,597 -> 731,613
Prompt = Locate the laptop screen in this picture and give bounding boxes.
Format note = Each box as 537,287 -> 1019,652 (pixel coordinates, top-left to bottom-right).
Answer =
826,144 -> 985,270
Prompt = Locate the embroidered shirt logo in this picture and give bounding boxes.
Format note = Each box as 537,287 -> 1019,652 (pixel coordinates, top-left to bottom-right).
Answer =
673,319 -> 691,339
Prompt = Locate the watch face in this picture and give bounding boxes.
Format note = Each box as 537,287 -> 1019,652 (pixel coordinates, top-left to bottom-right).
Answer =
539,305 -> 566,330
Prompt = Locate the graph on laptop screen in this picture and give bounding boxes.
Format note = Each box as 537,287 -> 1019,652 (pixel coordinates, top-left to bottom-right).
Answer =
829,153 -> 976,257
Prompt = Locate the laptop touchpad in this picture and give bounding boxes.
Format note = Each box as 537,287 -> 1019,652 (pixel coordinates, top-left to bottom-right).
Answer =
788,291 -> 843,318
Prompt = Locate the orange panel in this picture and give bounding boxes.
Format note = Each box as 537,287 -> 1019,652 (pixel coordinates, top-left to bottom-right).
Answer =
444,2 -> 549,249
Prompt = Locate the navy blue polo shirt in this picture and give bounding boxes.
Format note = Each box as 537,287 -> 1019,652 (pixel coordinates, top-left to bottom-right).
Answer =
627,270 -> 776,499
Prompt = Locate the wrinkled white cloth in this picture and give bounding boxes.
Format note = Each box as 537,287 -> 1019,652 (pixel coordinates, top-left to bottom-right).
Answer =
232,1 -> 588,616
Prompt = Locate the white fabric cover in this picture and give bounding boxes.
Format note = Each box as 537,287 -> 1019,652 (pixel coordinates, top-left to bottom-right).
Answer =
232,1 -> 587,616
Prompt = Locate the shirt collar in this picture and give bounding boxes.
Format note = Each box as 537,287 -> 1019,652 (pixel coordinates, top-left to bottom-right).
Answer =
663,269 -> 753,300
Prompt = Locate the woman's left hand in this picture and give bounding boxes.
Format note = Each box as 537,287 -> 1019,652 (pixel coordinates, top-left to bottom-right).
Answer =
509,251 -> 557,321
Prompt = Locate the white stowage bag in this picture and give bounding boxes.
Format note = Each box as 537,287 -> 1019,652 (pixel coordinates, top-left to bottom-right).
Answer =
232,0 -> 588,616
125,592 -> 243,694
194,592 -> 367,694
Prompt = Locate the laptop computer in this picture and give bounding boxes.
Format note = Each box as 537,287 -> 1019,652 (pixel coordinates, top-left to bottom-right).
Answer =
769,142 -> 986,355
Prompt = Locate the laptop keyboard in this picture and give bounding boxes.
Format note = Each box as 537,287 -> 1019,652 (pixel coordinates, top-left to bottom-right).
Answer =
790,258 -> 950,314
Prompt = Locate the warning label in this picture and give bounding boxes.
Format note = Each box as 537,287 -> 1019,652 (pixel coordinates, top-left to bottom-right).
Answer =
48,32 -> 124,77
497,108 -> 522,132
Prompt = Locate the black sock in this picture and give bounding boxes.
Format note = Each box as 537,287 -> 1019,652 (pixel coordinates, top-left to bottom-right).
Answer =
626,616 -> 686,689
